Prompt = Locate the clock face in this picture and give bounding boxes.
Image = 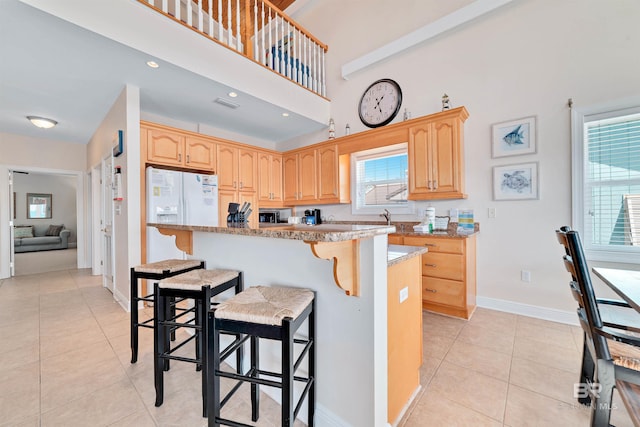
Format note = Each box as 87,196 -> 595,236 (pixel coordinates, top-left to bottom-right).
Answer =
358,79 -> 402,128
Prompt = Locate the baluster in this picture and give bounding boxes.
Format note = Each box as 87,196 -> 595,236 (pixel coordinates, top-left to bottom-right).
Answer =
186,0 -> 192,25
198,0 -> 204,31
174,0 -> 180,21
268,7 -> 273,70
218,0 -> 222,41
291,28 -> 298,83
227,0 -> 232,47
296,28 -> 301,83
261,1 -> 265,65
280,15 -> 285,77
253,0 -> 258,61
314,44 -> 319,94
286,21 -> 292,79
161,0 -> 167,14
235,0 -> 241,51
274,12 -> 280,74
321,48 -> 326,96
208,0 -> 213,37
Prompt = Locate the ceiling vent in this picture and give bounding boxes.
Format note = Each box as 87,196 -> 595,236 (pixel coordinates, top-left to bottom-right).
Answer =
214,97 -> 240,109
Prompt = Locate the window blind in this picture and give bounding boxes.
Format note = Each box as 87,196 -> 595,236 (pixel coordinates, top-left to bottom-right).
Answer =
353,144 -> 408,210
584,112 -> 640,248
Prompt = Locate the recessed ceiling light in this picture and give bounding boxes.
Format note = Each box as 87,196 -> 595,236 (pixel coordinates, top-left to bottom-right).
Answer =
228,92 -> 238,98
27,116 -> 57,129
146,61 -> 159,68
282,112 -> 289,117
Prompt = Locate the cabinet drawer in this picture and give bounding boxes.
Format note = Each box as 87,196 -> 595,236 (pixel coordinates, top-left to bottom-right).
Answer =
421,252 -> 464,281
422,277 -> 465,307
388,234 -> 404,245
403,236 -> 463,254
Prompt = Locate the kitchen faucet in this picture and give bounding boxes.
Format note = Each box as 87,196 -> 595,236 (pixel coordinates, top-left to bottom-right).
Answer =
380,209 -> 391,225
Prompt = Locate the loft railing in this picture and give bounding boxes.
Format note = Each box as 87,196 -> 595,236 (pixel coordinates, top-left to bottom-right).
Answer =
138,0 -> 328,97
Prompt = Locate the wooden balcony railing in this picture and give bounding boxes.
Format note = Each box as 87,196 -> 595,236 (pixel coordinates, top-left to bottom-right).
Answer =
138,0 -> 328,97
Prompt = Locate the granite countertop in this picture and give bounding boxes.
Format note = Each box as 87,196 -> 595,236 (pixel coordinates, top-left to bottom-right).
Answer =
387,244 -> 427,267
148,223 -> 396,243
327,221 -> 479,238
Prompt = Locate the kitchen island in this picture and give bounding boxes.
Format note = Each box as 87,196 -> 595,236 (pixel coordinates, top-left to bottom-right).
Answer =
149,223 -> 424,427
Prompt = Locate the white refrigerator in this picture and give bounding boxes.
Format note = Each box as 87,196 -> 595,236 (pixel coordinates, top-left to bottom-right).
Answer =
146,166 -> 218,262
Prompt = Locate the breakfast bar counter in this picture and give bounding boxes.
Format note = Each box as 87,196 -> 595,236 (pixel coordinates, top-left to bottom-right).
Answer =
148,222 -> 416,426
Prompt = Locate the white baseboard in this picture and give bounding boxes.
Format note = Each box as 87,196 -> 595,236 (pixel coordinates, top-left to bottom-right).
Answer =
113,287 -> 129,312
476,296 -> 578,326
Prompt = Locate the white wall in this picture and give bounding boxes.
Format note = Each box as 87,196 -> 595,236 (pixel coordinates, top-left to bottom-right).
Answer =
13,173 -> 77,243
284,0 -> 640,316
86,84 -> 141,308
0,133 -> 87,278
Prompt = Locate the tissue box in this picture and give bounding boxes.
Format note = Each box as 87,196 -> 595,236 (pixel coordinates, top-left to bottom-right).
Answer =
413,224 -> 431,233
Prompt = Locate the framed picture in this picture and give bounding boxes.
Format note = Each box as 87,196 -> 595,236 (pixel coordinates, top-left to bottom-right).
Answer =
492,116 -> 536,158
26,193 -> 52,219
493,162 -> 539,201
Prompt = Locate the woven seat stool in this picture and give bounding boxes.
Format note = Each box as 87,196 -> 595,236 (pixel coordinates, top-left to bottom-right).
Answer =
130,259 -> 205,363
154,268 -> 244,417
207,285 -> 316,427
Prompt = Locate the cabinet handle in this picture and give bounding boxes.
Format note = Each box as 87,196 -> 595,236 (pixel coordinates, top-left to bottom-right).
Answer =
427,180 -> 432,190
186,154 -> 190,163
424,243 -> 437,247
424,288 -> 437,293
239,182 -> 243,189
233,181 -> 237,188
433,180 -> 437,189
424,263 -> 437,267
178,153 -> 182,162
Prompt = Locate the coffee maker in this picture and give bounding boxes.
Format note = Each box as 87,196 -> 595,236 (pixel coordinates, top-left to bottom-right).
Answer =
304,209 -> 322,225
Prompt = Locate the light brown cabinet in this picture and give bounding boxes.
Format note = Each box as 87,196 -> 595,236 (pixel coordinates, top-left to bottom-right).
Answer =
258,152 -> 283,206
283,143 -> 349,205
218,189 -> 258,228
401,234 -> 476,319
217,145 -> 257,192
146,128 -> 216,171
407,108 -> 468,200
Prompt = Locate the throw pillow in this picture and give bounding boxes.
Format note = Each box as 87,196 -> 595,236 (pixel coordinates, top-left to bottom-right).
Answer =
45,224 -> 64,236
14,226 -> 33,238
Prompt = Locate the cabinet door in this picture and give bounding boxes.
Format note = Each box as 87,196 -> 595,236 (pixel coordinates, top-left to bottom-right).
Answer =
147,129 -> 184,166
257,152 -> 272,202
407,124 -> 431,197
431,118 -> 460,195
217,145 -> 238,191
239,191 -> 258,228
185,136 -> 216,171
270,155 -> 283,202
218,190 -> 237,226
238,149 -> 257,192
298,149 -> 317,201
283,154 -> 299,203
317,145 -> 339,201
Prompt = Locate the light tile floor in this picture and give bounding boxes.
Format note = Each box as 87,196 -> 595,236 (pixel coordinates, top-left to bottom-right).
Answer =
0,269 -> 633,426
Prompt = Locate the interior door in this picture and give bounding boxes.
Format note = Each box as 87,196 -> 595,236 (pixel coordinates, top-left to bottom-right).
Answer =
102,156 -> 115,293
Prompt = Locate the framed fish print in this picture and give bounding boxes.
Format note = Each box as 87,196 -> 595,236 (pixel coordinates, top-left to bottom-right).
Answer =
491,116 -> 536,158
493,162 -> 539,201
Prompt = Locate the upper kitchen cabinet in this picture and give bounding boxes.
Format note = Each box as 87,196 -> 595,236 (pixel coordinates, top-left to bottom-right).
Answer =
217,144 -> 257,192
284,148 -> 317,203
145,124 -> 216,171
408,107 -> 469,200
258,152 -> 283,207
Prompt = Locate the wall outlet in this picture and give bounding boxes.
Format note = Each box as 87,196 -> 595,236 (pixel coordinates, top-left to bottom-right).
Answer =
521,270 -> 531,283
488,207 -> 496,218
399,286 -> 409,303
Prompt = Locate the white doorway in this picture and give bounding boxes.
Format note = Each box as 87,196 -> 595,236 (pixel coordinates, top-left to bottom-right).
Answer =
102,155 -> 115,293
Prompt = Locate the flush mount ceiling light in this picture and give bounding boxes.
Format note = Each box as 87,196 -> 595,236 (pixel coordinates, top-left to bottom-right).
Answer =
282,112 -> 290,117
228,92 -> 238,98
146,61 -> 159,68
27,116 -> 57,129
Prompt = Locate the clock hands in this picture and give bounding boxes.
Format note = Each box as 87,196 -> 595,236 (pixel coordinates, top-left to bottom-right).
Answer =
375,95 -> 385,113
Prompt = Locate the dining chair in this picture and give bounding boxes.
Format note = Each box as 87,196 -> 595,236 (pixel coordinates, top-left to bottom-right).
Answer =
557,227 -> 640,426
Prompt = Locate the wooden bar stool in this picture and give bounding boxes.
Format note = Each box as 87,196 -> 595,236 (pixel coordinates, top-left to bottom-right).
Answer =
207,286 -> 316,427
154,268 -> 244,417
130,259 -> 205,363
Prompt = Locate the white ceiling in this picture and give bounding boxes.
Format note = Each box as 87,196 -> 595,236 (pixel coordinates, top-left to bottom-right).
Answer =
0,0 -> 326,145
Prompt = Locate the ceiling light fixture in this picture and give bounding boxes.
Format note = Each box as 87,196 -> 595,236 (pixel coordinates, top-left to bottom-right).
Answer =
146,61 -> 159,68
282,112 -> 290,117
228,92 -> 238,98
27,116 -> 57,129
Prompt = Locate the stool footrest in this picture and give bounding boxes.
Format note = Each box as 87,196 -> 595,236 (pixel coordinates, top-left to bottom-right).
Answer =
160,333 -> 197,359
220,335 -> 249,363
294,338 -> 312,372
294,376 -> 315,420
214,417 -> 254,427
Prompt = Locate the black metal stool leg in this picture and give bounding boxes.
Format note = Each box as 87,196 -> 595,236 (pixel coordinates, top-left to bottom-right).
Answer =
130,268 -> 139,363
208,310 -> 222,427
154,283 -> 165,407
251,335 -> 260,422
282,317 -> 294,427
309,299 -> 316,427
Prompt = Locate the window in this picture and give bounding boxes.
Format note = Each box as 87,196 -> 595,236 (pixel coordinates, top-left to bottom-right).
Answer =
351,143 -> 413,215
572,100 -> 640,263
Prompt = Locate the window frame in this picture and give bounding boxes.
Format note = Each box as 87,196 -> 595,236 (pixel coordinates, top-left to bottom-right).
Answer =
571,97 -> 640,264
350,143 -> 415,215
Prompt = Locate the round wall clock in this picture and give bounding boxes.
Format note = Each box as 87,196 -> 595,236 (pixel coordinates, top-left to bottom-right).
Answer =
358,79 -> 403,128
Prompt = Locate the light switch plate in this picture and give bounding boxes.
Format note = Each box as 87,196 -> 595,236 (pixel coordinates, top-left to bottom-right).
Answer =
399,286 -> 409,303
